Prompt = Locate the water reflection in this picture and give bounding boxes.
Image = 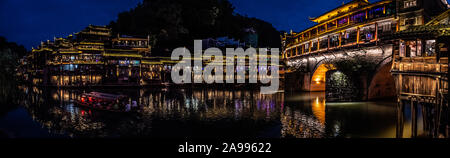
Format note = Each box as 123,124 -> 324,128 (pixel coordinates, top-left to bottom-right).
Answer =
283,92 -> 399,138
3,85 -> 443,138
396,100 -> 448,138
16,86 -> 284,138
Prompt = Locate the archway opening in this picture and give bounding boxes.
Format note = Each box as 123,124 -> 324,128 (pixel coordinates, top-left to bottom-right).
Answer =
368,62 -> 396,100
311,64 -> 335,91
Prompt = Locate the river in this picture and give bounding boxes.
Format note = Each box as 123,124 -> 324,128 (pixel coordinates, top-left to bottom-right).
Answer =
0,86 -> 424,138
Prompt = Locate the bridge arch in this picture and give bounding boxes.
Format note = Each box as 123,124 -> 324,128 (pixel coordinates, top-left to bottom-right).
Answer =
310,63 -> 335,91
368,60 -> 396,100
308,52 -> 341,92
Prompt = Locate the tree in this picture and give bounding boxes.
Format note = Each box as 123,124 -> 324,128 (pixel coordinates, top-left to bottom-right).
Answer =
109,0 -> 281,56
0,36 -> 26,75
0,36 -> 26,111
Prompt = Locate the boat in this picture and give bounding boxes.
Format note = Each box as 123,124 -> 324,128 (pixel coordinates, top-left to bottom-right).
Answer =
75,92 -> 136,113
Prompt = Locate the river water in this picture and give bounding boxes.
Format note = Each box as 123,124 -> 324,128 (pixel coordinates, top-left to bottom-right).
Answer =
0,86 -> 423,138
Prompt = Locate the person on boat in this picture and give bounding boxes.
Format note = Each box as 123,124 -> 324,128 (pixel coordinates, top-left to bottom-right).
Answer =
125,103 -> 131,112
113,101 -> 120,110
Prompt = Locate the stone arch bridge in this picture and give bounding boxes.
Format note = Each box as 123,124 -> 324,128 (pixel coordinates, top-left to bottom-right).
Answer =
284,44 -> 396,101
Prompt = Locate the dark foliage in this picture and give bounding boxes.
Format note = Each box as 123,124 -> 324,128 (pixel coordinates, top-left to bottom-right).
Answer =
0,36 -> 27,75
0,36 -> 25,113
109,0 -> 281,55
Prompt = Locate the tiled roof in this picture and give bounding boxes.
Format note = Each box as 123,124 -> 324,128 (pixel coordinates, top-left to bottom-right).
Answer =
383,24 -> 450,40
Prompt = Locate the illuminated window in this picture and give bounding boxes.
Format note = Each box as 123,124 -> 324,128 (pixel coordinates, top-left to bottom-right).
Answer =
311,29 -> 317,36
360,25 -> 376,42
338,17 -> 348,27
319,38 -> 328,50
311,41 -> 318,51
330,35 -> 339,48
408,41 -> 417,57
405,18 -> 416,25
351,12 -> 365,23
400,40 -> 406,57
305,43 -> 310,53
318,25 -> 326,33
327,21 -> 337,29
400,40 -> 423,57
404,0 -> 417,8
368,7 -> 384,19
342,29 -> 357,45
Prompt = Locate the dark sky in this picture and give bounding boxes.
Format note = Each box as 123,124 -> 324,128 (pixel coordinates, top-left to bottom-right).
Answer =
0,0 -> 141,49
1,0 -> 449,49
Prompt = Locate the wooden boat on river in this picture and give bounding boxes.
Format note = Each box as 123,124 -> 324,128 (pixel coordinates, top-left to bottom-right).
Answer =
75,92 -> 137,113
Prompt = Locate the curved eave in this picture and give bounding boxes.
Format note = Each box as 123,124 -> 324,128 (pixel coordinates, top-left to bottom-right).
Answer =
310,0 -> 370,23
292,0 -> 393,39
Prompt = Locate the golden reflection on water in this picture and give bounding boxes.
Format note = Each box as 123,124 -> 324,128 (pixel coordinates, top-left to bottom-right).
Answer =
310,92 -> 326,125
283,91 -> 400,138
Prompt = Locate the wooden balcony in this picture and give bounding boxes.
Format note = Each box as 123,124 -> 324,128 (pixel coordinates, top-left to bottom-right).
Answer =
392,57 -> 448,75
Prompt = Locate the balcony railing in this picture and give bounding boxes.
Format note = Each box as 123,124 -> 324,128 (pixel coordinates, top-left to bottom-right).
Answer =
392,57 -> 448,74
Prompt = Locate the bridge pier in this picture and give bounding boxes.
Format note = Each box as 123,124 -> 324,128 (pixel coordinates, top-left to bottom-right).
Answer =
325,70 -> 370,102
285,72 -> 312,92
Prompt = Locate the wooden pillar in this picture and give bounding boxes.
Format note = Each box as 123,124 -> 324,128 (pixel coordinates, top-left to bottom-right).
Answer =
80,67 -> 82,86
422,103 -> 429,135
366,10 -> 368,19
356,27 -> 360,44
375,23 -> 379,44
436,78 -> 442,138
318,39 -> 320,50
90,65 -> 93,85
396,99 -> 405,138
347,16 -> 350,25
139,60 -> 142,85
59,58 -> 62,86
116,65 -> 119,77
301,45 -> 304,55
411,98 -> 418,138
60,89 -> 64,105
309,41 -> 312,52
128,65 -> 132,77
434,97 -> 442,138
396,22 -> 399,32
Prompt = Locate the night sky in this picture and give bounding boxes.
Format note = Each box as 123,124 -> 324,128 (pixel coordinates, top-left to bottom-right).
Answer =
1,0 -> 448,49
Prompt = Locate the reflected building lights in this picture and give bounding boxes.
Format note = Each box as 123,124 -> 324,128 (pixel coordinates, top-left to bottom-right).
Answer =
19,87 -> 283,137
